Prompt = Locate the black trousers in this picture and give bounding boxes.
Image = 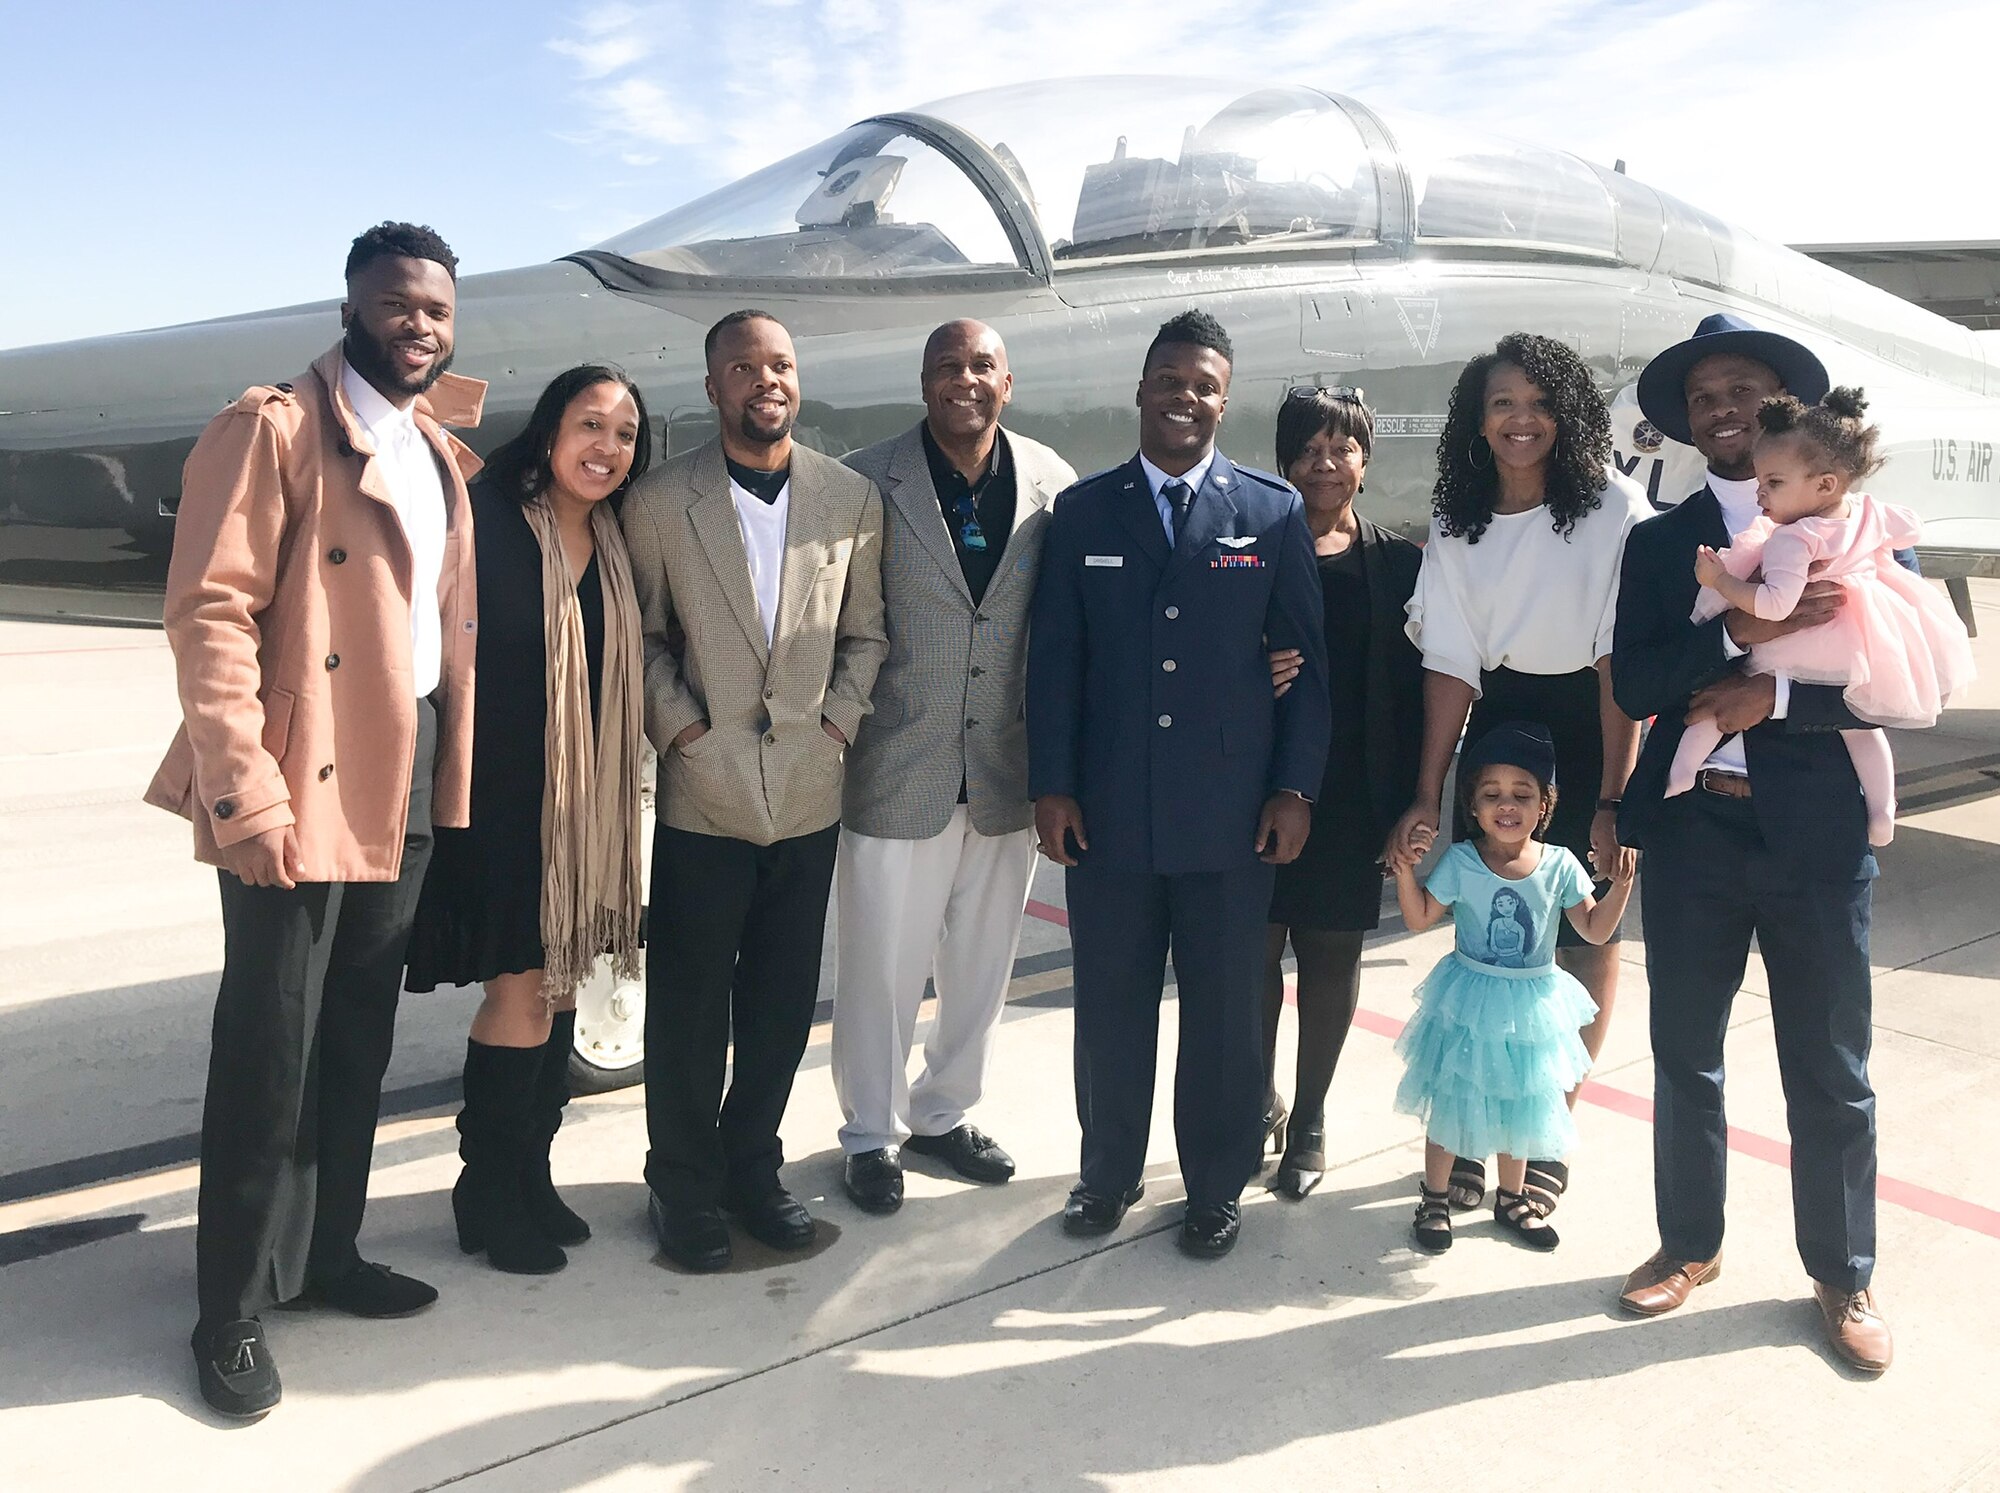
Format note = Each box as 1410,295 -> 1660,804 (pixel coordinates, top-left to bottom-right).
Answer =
642,822 -> 839,1211
1642,790 -> 1877,1291
1067,860 -> 1275,1207
196,697 -> 436,1326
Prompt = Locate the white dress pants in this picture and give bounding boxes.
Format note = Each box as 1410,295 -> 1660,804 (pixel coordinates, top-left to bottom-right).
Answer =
832,808 -> 1038,1155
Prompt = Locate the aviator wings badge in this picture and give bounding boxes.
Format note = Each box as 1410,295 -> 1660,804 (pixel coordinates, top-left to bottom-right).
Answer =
1217,536 -> 1256,549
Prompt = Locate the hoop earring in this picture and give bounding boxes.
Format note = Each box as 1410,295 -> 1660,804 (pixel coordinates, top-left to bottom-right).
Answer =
1469,436 -> 1495,471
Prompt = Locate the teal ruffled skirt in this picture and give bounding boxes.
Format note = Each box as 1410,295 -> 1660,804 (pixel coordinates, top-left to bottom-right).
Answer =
1393,952 -> 1599,1161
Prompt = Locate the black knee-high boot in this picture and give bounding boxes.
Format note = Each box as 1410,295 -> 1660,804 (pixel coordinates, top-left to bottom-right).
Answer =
522,1011 -> 590,1246
453,1040 -> 566,1275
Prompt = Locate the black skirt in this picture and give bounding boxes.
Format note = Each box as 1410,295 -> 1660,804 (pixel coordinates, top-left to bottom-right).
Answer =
405,484 -> 606,991
1458,664 -> 1621,947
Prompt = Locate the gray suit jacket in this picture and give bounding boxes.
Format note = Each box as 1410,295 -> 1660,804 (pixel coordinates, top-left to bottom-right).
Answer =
622,438 -> 886,846
841,423 -> 1077,839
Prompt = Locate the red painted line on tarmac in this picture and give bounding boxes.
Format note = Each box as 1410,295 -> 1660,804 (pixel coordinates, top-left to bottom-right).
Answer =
1018,899 -> 2000,1242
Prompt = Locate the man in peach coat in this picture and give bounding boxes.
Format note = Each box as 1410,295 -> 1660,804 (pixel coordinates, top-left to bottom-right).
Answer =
147,222 -> 484,1418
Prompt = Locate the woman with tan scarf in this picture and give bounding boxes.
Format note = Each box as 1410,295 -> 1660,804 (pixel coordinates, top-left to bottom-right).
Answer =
407,366 -> 649,1274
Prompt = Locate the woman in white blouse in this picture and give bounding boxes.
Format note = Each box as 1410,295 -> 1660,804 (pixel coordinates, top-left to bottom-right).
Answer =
1390,331 -> 1649,1218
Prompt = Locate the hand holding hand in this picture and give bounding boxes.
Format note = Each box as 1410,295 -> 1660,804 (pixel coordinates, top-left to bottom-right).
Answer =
1589,807 -> 1635,885
1034,795 -> 1088,867
1384,803 -> 1440,873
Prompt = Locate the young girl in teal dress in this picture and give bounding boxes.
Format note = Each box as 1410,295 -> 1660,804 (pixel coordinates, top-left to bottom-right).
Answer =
1391,721 -> 1635,1251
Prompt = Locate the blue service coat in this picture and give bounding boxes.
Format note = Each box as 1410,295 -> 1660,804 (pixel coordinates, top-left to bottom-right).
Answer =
1027,452 -> 1331,875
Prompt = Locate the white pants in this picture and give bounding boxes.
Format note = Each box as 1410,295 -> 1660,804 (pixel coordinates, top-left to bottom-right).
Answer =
832,809 -> 1038,1155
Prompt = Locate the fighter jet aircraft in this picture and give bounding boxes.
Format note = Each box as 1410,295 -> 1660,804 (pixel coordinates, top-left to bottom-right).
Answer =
9,75 -> 1995,1083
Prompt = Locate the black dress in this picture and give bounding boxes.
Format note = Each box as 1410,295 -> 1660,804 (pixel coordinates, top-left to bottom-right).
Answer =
406,480 -> 604,991
1271,544 -> 1389,932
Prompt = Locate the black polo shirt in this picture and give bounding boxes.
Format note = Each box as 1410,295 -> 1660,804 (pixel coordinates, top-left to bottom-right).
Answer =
921,423 -> 1016,604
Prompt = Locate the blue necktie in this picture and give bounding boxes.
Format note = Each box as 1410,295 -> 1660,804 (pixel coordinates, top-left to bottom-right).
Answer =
1164,478 -> 1193,545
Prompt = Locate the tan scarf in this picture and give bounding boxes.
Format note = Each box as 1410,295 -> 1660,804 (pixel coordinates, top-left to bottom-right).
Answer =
522,494 -> 645,1005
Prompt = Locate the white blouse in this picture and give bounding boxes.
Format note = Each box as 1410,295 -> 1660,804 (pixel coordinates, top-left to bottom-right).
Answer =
1405,471 -> 1651,692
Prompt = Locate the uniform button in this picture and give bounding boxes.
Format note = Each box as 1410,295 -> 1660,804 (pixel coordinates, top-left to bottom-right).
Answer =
325,653 -> 340,670
1162,659 -> 1177,672
213,799 -> 235,821
1165,606 -> 1180,620
328,547 -> 347,564
1158,714 -> 1172,728
318,764 -> 334,781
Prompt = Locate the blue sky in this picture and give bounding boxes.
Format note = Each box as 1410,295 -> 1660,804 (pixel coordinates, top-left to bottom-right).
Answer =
0,0 -> 1983,350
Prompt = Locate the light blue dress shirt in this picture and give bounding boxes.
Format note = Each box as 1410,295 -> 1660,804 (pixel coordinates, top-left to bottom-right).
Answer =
1138,450 -> 1217,546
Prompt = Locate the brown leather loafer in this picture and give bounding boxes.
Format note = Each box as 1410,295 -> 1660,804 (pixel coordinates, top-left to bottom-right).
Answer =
1618,1250 -> 1722,1316
1813,1283 -> 1893,1374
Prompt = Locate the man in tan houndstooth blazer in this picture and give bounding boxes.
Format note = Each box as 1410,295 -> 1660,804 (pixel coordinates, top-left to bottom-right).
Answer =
829,320 -> 1077,1214
621,310 -> 886,1271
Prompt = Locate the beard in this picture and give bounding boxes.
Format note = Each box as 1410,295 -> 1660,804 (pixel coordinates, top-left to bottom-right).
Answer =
343,320 -> 454,398
736,405 -> 795,447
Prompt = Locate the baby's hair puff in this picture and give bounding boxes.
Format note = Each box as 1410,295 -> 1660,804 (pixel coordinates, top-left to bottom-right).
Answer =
1755,385 -> 1885,480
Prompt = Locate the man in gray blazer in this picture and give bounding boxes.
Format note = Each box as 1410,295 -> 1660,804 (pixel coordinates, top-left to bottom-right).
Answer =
623,310 -> 886,1270
831,320 -> 1077,1212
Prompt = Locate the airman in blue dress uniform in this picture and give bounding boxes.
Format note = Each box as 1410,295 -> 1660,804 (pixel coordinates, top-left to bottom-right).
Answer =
1028,310 -> 1331,1258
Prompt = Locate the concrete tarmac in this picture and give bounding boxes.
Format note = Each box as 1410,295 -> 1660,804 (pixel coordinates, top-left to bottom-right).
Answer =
2,592 -> 1999,1492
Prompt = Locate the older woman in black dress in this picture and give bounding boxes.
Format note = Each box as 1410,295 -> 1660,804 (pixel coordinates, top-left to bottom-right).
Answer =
1261,388 -> 1424,1197
1388,333 -> 1646,1217
407,366 -> 651,1274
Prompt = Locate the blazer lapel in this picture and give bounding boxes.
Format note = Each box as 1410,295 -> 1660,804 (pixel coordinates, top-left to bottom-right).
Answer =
1693,487 -> 1732,548
1110,456 -> 1172,571
686,444 -> 770,666
886,426 -> 974,604
1166,452 -> 1241,580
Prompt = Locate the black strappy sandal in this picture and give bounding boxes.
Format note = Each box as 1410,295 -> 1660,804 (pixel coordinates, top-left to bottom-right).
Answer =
1494,1187 -> 1560,1250
1523,1159 -> 1569,1218
1412,1184 -> 1453,1253
1447,1156 -> 1486,1212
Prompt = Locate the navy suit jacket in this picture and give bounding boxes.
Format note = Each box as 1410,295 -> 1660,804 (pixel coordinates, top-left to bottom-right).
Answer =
1612,487 -> 1876,883
1028,452 -> 1331,875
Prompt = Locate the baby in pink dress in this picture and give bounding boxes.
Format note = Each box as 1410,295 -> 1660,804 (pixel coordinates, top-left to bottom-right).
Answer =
1669,388 -> 1975,845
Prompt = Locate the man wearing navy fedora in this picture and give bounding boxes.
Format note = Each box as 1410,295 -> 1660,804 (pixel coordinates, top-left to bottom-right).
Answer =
1612,313 -> 1892,1373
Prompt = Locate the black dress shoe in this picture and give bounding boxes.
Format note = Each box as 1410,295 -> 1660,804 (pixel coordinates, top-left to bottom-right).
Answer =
1062,1181 -> 1145,1236
903,1124 -> 1016,1183
1179,1201 -> 1242,1259
191,1318 -> 281,1419
299,1261 -> 438,1318
843,1148 -> 905,1213
727,1187 -> 817,1251
650,1194 -> 732,1272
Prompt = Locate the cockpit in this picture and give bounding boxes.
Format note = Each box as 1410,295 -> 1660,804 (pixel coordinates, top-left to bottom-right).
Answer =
579,75 -> 1779,297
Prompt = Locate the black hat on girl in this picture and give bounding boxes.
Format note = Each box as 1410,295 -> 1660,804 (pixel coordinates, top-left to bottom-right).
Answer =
1463,721 -> 1557,787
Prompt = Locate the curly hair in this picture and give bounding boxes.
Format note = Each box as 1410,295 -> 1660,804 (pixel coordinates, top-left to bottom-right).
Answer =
1144,308 -> 1234,372
1431,332 -> 1611,543
344,221 -> 458,282
1755,386 -> 1885,480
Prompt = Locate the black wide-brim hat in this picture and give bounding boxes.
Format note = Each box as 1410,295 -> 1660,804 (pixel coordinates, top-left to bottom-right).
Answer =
1636,312 -> 1831,447
1462,720 -> 1557,788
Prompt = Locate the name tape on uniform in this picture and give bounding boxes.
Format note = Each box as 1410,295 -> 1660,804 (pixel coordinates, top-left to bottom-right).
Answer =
1085,555 -> 1125,567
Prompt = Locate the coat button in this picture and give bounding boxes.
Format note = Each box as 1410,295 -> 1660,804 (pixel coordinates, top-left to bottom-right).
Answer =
1158,714 -> 1173,728
318,764 -> 334,781
764,687 -> 775,700
325,653 -> 340,670
966,718 -> 978,730
328,547 -> 347,564
765,732 -> 777,746
1162,659 -> 1177,672
214,799 -> 235,820
1164,606 -> 1180,620
973,611 -> 987,623
338,439 -> 354,458
969,666 -> 983,677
